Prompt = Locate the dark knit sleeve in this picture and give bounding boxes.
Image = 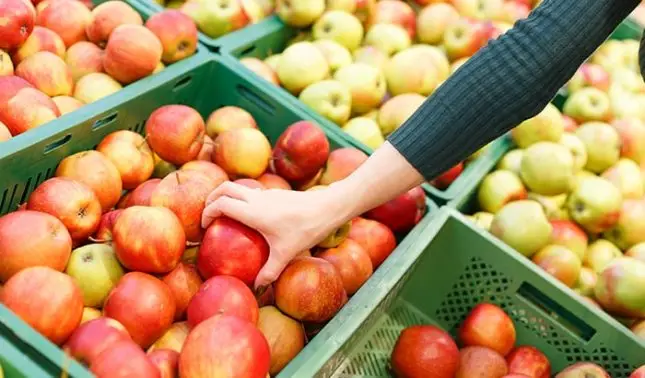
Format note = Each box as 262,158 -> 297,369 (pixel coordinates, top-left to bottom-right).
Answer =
388,0 -> 641,181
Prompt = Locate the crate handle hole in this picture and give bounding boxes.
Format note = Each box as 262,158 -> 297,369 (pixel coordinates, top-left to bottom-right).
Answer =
44,134 -> 72,154
236,84 -> 275,115
173,75 -> 192,92
238,44 -> 257,56
92,112 -> 118,131
517,282 -> 596,342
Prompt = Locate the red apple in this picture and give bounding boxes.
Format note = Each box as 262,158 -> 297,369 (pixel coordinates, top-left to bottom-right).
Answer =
0,0 -> 35,50
443,18 -> 492,61
391,325 -> 460,378
0,75 -> 33,105
319,147 -> 368,185
506,346 -> 551,378
1,266 -> 83,345
213,128 -> 272,179
148,349 -> 179,378
187,275 -> 259,327
85,0 -> 143,47
161,262 -> 203,321
90,340 -> 160,378
368,0 -> 416,38
145,104 -> 206,166
145,10 -> 198,64
241,57 -> 279,86
26,177 -> 102,242
125,178 -> 161,207
0,210 -> 71,282
112,206 -> 186,273
550,220 -> 588,260
274,256 -> 347,323
16,50 -> 73,97
55,150 -> 123,212
205,105 -> 258,138
65,41 -> 105,82
11,26 -> 65,65
234,178 -> 266,189
317,239 -> 373,295
364,186 -> 426,233
180,160 -> 229,188
97,130 -> 154,190
179,315 -> 270,378
103,24 -> 162,84
270,120 -> 330,182
631,366 -> 645,378
103,272 -> 176,348
198,217 -> 270,285
0,86 -> 60,136
63,316 -> 130,365
348,217 -> 397,269
36,0 -> 92,48
459,303 -> 516,356
555,362 -> 610,378
257,173 -> 292,190
52,95 -> 84,115
456,346 -> 509,378
432,162 -> 464,189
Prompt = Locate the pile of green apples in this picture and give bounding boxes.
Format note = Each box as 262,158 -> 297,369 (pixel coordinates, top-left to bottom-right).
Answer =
467,37 -> 645,338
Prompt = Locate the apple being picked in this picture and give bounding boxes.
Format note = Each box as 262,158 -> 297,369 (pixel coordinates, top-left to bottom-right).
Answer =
271,120 -> 330,182
391,325 -> 460,378
365,186 -> 426,234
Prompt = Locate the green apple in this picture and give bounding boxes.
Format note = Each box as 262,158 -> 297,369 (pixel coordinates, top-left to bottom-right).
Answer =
572,170 -> 596,191
275,0 -> 325,27
180,0 -> 249,39
264,54 -> 281,72
601,158 -> 644,199
317,221 -> 351,248
299,80 -> 352,125
626,242 -> 645,263
574,267 -> 598,297
312,10 -> 363,51
496,149 -> 523,174
378,93 -> 426,136
477,170 -> 527,213
334,62 -> 386,114
528,192 -> 569,221
584,239 -> 622,274
342,117 -> 384,149
610,86 -> 645,121
353,46 -> 389,72
511,103 -> 564,148
313,40 -> 353,72
277,42 -> 330,95
385,46 -> 442,96
563,87 -> 612,123
595,257 -> 645,318
490,200 -> 552,257
566,175 -> 622,234
468,211 -> 494,231
575,121 -> 620,173
65,243 -> 125,308
520,142 -> 574,196
603,198 -> 645,250
558,132 -> 588,172
363,23 -> 411,56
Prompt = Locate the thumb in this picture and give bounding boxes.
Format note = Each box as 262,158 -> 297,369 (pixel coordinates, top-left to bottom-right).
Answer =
254,251 -> 288,291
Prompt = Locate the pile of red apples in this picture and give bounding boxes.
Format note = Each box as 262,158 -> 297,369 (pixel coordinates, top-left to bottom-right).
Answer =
0,103 -> 426,377
0,0 -> 198,142
391,302 -> 645,377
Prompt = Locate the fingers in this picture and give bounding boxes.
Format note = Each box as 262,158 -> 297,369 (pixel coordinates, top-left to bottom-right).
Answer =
201,196 -> 255,229
205,181 -> 255,208
254,253 -> 288,291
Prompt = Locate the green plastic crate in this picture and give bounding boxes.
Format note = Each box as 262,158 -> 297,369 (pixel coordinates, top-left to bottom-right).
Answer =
279,206 -> 645,377
0,52 -> 439,377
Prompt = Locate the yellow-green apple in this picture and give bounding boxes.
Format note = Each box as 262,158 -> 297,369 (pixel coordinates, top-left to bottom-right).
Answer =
0,50 -> 13,76
496,149 -> 523,174
562,115 -> 578,132
271,120 -> 330,182
385,47 -> 440,96
205,105 -> 257,139
550,220 -> 588,261
36,0 -> 92,48
145,104 -> 206,166
365,186 -> 426,233
567,176 -> 622,234
610,67 -> 645,93
326,0 -> 375,23
352,46 -> 389,71
264,53 -> 281,71
80,307 -> 102,324
275,0 -> 324,27
187,275 -> 259,327
595,257 -> 645,318
11,26 -> 65,65
612,118 -> 645,164
0,121 -> 11,141
86,1 -> 143,47
574,266 -> 597,296
15,51 -> 73,96
477,170 -> 527,213
0,210 -> 71,282
417,3 -> 459,45
490,200 -> 552,257
511,103 -> 564,148
558,132 -> 588,172
148,321 -> 189,353
500,0 -> 530,24
65,243 -> 124,308
567,63 -> 611,93
152,152 -> 178,179
161,262 -> 203,321
179,0 -> 250,39
151,170 -> 218,242
575,121 -> 621,173
73,72 -> 122,104
1,266 -> 83,345
601,158 -> 644,199
312,10 -> 363,51
532,244 -> 582,288
584,239 -> 622,274
103,271 -> 176,348
443,18 -> 492,61
257,172 -> 291,190
572,170 -> 596,191
65,41 -> 104,82
348,216 -> 396,268
563,87 -> 612,123
93,209 -> 122,241
90,339 -> 160,377
148,349 -> 179,378
313,39 -> 353,72
0,0 -> 35,50
112,206 -> 185,273
56,150 -> 123,212
299,80 -> 352,125
603,199 -> 645,250
527,192 -> 569,221
97,130 -> 154,190
367,0 -> 416,38
277,41 -> 329,95
180,160 -> 229,187
520,142 -> 574,196
153,61 -> 165,74
378,93 -> 426,136
26,177 -> 102,242
145,10 -> 198,64
467,211 -> 494,231
342,116 -> 385,149
363,23 -> 411,56
318,238 -> 373,295
452,0 -> 504,21
319,147 -> 367,185
257,305 -> 305,376
241,57 -> 279,85
0,86 -> 60,135
632,321 -> 645,341
52,96 -> 83,115
555,363 -> 610,378
103,24 -> 162,84
334,62 -> 386,114
213,127 -> 271,179
626,242 -> 645,263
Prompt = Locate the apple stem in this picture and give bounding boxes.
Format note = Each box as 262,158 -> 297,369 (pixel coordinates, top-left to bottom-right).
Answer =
186,241 -> 201,248
88,236 -> 112,244
176,171 -> 182,185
